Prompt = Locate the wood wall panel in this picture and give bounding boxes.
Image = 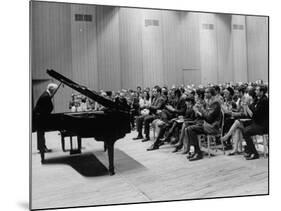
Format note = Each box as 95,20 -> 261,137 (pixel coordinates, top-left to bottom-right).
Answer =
199,13 -> 218,85
231,15 -> 248,83
161,10 -> 182,87
70,4 -> 98,91
246,16 -> 268,82
119,8 -> 144,90
180,12 -> 201,70
179,12 -> 201,85
31,1 -> 73,112
31,2 -> 72,79
141,9 -> 164,88
96,6 -> 121,91
216,14 -> 233,83
31,2 -> 269,103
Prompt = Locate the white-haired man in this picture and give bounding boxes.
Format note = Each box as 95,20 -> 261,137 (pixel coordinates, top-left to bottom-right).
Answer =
33,83 -> 58,163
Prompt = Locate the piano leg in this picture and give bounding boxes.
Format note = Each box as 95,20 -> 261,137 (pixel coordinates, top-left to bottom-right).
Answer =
70,136 -> 82,155
60,131 -> 67,152
106,142 -> 115,176
37,131 -> 46,164
77,136 -> 82,153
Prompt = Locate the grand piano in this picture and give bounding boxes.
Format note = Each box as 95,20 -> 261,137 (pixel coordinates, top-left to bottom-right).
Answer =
32,69 -> 131,175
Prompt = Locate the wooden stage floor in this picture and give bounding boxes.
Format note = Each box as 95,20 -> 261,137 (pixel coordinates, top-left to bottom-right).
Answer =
31,130 -> 268,210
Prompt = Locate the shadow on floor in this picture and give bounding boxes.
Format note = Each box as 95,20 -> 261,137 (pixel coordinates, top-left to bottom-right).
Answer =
43,153 -> 109,177
41,148 -> 147,176
95,149 -> 147,174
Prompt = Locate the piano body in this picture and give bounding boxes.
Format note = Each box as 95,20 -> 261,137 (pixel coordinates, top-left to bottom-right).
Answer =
32,69 -> 131,175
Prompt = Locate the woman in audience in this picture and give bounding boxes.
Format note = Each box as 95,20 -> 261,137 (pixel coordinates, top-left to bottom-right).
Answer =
129,91 -> 140,129
171,96 -> 196,153
139,91 -> 151,110
221,86 -> 238,150
221,85 -> 258,155
171,88 -> 205,154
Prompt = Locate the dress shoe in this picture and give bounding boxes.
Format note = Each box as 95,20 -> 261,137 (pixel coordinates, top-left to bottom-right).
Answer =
41,158 -> 46,164
186,152 -> 195,159
147,144 -> 159,151
109,171 -> 115,176
142,137 -> 150,142
245,153 -> 259,160
189,153 -> 203,161
160,137 -> 170,143
244,152 -> 251,158
224,145 -> 233,150
181,150 -> 189,155
172,147 -> 180,153
158,141 -> 164,146
44,148 -> 52,153
228,151 -> 238,156
170,139 -> 179,145
133,136 -> 143,140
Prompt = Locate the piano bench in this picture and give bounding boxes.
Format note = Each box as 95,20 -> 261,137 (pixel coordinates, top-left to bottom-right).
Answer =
60,130 -> 82,154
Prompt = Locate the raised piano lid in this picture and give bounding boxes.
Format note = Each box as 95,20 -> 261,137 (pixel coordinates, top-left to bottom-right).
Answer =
46,69 -> 130,112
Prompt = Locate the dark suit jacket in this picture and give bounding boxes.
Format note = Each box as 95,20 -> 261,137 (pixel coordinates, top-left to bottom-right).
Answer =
201,100 -> 222,134
172,97 -> 187,116
33,91 -> 53,116
149,95 -> 166,114
252,95 -> 269,129
33,91 -> 54,131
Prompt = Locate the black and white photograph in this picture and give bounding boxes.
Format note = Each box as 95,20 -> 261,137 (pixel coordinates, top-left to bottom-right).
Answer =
29,0 -> 271,210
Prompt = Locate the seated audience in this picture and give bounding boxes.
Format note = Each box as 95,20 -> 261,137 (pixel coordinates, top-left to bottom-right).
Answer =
171,96 -> 196,153
147,89 -> 187,150
241,85 -> 269,160
185,87 -> 222,161
133,87 -> 166,141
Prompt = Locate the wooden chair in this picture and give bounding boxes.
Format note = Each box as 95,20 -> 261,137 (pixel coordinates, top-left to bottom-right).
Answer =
198,110 -> 225,158
252,134 -> 269,158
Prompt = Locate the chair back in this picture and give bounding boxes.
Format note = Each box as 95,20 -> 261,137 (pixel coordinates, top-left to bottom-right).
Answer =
219,109 -> 225,136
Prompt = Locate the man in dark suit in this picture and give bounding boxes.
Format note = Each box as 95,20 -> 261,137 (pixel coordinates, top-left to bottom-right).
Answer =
33,83 -> 58,163
242,85 -> 269,160
133,86 -> 166,142
186,87 -> 222,161
147,88 -> 187,151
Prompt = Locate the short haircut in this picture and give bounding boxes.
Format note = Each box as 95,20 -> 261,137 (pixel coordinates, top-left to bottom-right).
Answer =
226,87 -> 235,96
186,96 -> 195,105
258,85 -> 268,94
174,89 -> 182,98
190,90 -> 195,96
162,88 -> 168,96
213,85 -> 220,93
155,86 -> 162,94
196,88 -> 205,99
47,83 -> 58,92
208,87 -> 216,96
237,85 -> 246,94
154,85 -> 160,90
106,91 -> 112,97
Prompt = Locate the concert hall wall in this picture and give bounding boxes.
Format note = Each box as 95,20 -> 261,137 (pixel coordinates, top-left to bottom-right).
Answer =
30,1 -> 268,112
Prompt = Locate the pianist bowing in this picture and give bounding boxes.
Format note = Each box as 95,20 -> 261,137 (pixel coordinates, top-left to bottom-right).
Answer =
33,83 -> 58,163
32,69 -> 131,175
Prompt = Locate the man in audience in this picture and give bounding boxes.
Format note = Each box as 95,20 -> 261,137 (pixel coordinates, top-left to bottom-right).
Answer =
133,87 -> 166,141
213,85 -> 224,104
242,85 -> 269,160
185,87 -> 222,161
171,96 -> 196,153
147,89 -> 186,150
